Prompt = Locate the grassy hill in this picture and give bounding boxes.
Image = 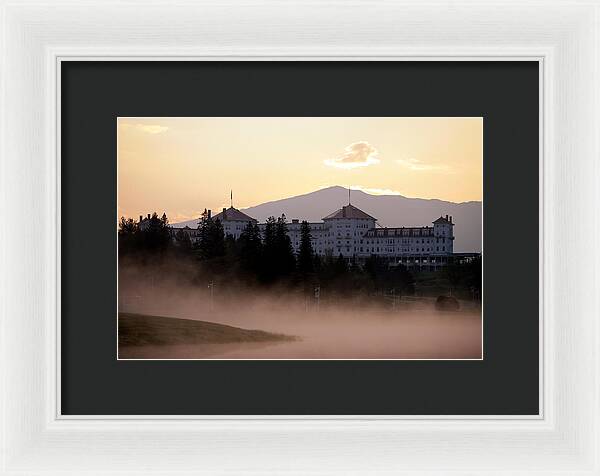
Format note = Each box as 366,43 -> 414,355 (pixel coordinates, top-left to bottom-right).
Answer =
118,312 -> 295,347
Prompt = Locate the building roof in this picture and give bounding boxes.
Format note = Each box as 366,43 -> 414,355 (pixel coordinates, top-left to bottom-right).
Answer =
322,204 -> 377,221
212,206 -> 257,222
433,215 -> 454,225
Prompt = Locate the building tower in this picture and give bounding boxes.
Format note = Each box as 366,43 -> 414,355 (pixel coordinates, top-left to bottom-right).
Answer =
432,215 -> 455,254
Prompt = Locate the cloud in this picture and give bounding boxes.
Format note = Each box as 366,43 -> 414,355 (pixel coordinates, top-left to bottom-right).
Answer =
119,123 -> 169,134
396,158 -> 453,173
324,141 -> 380,169
318,184 -> 404,196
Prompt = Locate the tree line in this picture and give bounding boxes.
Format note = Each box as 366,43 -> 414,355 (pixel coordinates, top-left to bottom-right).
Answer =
118,211 -> 482,302
118,211 -> 418,298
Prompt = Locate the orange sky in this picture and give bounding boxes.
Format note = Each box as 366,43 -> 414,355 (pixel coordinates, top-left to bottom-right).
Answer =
118,117 -> 482,223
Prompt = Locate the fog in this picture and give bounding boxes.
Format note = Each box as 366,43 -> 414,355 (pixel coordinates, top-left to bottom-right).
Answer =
118,270 -> 482,360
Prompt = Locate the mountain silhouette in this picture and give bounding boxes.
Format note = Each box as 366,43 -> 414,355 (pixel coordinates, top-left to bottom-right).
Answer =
174,186 -> 482,253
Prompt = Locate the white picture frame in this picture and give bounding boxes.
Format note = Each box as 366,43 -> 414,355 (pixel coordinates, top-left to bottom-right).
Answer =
1,1 -> 598,474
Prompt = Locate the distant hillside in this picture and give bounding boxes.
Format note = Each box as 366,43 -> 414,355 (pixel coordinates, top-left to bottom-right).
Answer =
174,186 -> 482,253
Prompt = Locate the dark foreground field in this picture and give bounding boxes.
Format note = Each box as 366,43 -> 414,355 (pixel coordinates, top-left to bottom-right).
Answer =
118,312 -> 295,358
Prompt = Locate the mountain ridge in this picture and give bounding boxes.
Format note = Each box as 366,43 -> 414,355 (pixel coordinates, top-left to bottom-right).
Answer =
251,186 -> 480,207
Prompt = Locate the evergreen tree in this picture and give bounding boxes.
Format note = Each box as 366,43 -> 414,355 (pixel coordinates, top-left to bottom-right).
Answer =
239,222 -> 263,276
298,220 -> 314,276
223,234 -> 240,274
261,215 -> 295,281
118,216 -> 137,235
260,216 -> 278,281
118,216 -> 138,255
263,217 -> 277,249
198,214 -> 225,260
143,212 -> 171,252
275,214 -> 296,276
198,208 -> 208,229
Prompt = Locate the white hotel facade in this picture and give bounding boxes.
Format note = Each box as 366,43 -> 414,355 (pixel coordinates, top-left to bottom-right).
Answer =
172,203 -> 459,267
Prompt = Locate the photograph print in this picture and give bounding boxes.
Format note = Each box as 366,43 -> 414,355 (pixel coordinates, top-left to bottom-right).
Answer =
117,117 -> 482,360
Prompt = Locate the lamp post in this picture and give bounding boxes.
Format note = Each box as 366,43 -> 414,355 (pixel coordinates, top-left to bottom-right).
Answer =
207,281 -> 214,312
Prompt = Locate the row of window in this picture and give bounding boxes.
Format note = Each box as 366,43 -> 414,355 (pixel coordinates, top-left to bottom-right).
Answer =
331,246 -> 448,254
294,242 -> 448,253
335,223 -> 372,229
358,246 -> 446,253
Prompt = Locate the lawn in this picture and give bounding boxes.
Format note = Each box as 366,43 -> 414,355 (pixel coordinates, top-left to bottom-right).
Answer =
118,312 -> 295,347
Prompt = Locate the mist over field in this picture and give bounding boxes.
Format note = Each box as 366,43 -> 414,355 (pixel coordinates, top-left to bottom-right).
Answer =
118,266 -> 482,360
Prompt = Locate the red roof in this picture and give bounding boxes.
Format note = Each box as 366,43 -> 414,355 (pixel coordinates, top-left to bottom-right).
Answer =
322,204 -> 377,221
212,207 -> 257,222
433,216 -> 454,225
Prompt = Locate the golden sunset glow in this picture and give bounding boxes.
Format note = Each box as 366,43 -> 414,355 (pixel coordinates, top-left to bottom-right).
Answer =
118,117 -> 482,223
